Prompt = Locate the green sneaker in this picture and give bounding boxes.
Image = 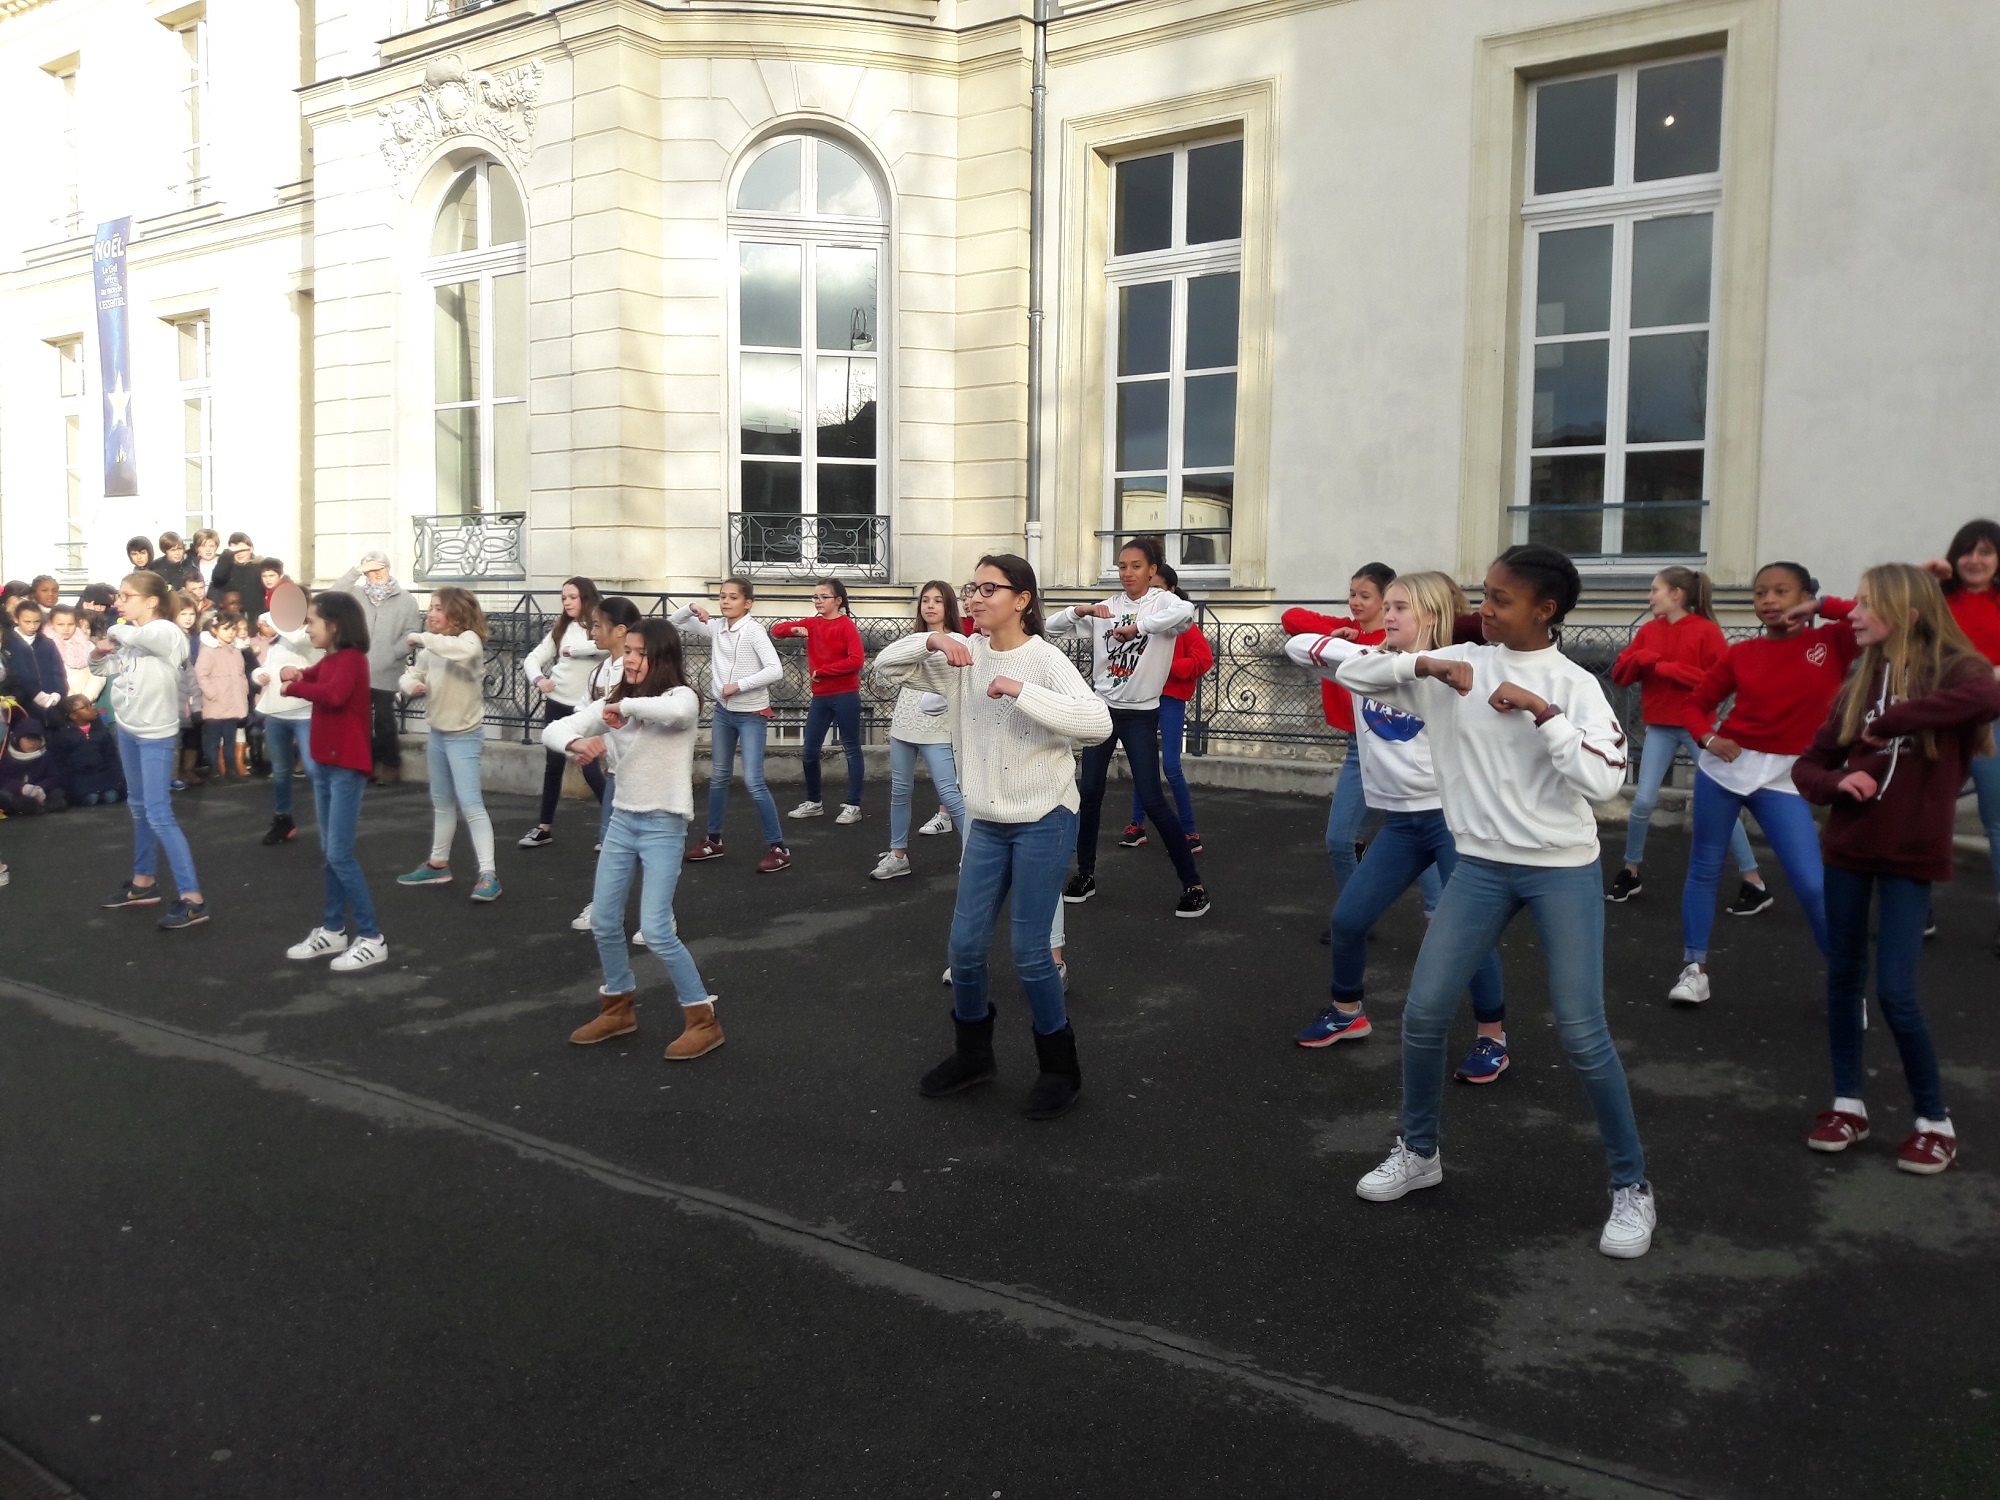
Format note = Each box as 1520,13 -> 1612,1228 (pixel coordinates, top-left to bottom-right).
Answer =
469,872 -> 502,903
396,863 -> 452,886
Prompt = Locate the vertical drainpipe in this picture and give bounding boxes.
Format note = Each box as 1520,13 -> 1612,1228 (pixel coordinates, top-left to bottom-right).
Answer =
1023,0 -> 1049,574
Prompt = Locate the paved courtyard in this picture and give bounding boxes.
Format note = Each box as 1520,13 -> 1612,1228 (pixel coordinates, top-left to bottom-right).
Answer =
2,778 -> 1998,1499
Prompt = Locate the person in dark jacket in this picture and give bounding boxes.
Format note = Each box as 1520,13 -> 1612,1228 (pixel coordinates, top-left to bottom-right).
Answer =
0,716 -> 68,815
336,549 -> 423,783
53,695 -> 125,804
5,600 -> 69,726
150,532 -> 199,590
208,533 -> 258,606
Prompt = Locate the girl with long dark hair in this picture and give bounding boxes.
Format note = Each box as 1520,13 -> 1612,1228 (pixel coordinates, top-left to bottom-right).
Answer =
519,576 -> 606,848
872,581 -> 970,880
673,577 -> 790,871
775,578 -> 868,825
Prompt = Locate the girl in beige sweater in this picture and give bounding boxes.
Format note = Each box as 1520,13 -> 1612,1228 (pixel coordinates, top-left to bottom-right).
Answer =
395,588 -> 500,902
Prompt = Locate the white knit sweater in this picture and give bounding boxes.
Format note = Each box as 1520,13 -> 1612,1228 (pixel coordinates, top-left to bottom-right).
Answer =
522,621 -> 606,708
542,686 -> 700,820
400,630 -> 487,733
874,632 -> 1111,822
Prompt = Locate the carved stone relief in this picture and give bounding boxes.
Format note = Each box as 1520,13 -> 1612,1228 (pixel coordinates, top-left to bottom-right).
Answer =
378,53 -> 544,182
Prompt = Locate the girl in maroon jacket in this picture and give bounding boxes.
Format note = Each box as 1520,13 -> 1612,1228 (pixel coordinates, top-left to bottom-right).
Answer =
1792,563 -> 2000,1174
774,577 -> 867,824
278,591 -> 387,973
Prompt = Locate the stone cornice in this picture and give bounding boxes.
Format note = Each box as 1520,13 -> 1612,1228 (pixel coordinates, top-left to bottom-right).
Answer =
0,0 -> 56,18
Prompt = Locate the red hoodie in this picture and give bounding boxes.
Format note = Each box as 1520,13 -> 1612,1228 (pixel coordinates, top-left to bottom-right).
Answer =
1612,613 -> 1733,728
1948,586 -> 2000,666
1281,608 -> 1382,732
1163,626 -> 1215,703
772,614 -> 865,697
1792,657 -> 2000,881
1682,602 -> 1859,755
281,647 -> 373,774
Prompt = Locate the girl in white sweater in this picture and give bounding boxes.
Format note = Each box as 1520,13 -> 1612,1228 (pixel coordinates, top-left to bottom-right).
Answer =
519,576 -> 607,849
250,611 -> 321,845
396,588 -> 500,902
571,597 -> 645,937
1333,545 -> 1654,1259
671,577 -> 790,871
870,581 -> 970,881
546,619 -> 722,1060
874,553 -> 1112,1119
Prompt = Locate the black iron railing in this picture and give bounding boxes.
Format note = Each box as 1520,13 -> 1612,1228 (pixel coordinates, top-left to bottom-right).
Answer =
414,512 -> 528,584
729,512 -> 890,582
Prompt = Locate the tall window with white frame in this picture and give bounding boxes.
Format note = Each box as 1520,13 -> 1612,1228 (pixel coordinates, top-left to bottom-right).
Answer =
175,315 -> 212,537
730,134 -> 887,575
1104,138 -> 1242,578
54,337 -> 87,580
176,17 -> 209,207
1517,54 -> 1724,563
426,161 -> 528,518
51,64 -> 81,237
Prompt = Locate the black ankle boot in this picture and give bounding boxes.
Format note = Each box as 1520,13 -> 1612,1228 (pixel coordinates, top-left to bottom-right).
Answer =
919,1008 -> 997,1097
1021,1024 -> 1081,1120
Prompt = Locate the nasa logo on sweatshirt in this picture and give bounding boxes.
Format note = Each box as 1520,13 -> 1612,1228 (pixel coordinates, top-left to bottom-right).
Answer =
1361,698 -> 1426,744
1805,642 -> 1829,667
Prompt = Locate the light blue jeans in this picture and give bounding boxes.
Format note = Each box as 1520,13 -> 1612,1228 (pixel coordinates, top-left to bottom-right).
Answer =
116,729 -> 201,895
264,717 -> 312,818
598,771 -> 617,846
1326,734 -> 1443,911
1401,856 -> 1645,1187
426,727 -> 495,870
1682,770 -> 1826,963
707,707 -> 784,846
950,808 -> 1077,1035
1970,749 -> 2000,903
1333,810 -> 1504,1022
313,765 -> 379,939
593,809 -> 710,1004
1623,724 -> 1755,872
889,738 -> 966,849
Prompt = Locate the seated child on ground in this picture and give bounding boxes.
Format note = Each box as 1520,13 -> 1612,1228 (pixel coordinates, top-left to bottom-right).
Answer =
54,695 -> 125,806
0,717 -> 69,815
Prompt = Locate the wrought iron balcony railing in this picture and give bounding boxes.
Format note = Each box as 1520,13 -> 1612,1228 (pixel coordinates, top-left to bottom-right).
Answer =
426,0 -> 505,18
729,512 -> 890,582
414,511 -> 528,583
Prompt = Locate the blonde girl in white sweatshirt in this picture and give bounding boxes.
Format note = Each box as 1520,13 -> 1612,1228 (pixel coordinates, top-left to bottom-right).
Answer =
1333,544 -> 1654,1259
396,588 -> 500,902
874,553 -> 1111,1120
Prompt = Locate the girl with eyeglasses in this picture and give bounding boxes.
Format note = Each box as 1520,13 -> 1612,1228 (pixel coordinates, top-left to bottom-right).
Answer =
774,578 -> 868,825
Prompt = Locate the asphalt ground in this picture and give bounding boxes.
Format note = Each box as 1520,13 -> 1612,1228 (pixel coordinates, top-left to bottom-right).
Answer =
3,774 -> 2000,1500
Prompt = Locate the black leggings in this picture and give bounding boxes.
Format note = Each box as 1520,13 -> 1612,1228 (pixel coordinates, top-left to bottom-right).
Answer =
538,699 -> 606,826
1075,706 -> 1201,886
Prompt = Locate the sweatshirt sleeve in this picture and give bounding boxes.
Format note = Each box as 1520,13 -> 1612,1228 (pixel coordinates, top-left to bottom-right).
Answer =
1280,606 -> 1345,636
114,620 -> 189,661
820,618 -> 866,677
1170,629 -> 1214,684
1332,647 -> 1427,712
1534,673 -> 1629,803
735,624 -> 785,693
1789,712 -> 1853,805
874,631 -> 957,693
668,604 -> 711,640
561,623 -> 606,662
542,700 -> 607,751
1611,625 -> 1658,686
1869,663 -> 2000,739
1140,593 -> 1195,637
770,618 -> 809,639
283,652 -> 365,708
1285,632 -> 1364,680
419,630 -> 485,665
1681,653 -> 1739,739
1044,604 -> 1088,639
617,685 -> 700,732
1013,649 -> 1113,743
522,632 -> 556,680
398,653 -> 429,698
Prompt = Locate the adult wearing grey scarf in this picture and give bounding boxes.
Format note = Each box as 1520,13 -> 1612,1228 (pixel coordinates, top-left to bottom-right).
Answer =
338,549 -> 425,784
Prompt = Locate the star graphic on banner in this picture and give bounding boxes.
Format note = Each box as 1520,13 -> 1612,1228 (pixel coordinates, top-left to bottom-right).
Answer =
107,372 -> 132,429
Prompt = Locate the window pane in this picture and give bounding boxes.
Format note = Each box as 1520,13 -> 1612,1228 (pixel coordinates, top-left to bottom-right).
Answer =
1116,380 -> 1169,471
1623,450 -> 1706,554
1186,140 -> 1244,244
817,463 -> 876,516
58,343 -> 83,398
815,246 -> 877,352
435,407 -> 479,516
1527,454 -> 1606,555
740,462 -> 803,563
737,139 -> 803,213
1186,272 -> 1239,370
816,467 -> 881,567
817,356 -> 877,460
740,353 -> 802,456
1115,476 -> 1168,537
1531,339 -> 1609,447
177,319 -> 208,382
1180,473 -> 1233,566
1635,57 -> 1723,182
183,398 -> 204,455
432,170 -> 479,256
1118,282 -> 1171,376
434,282 -> 479,404
739,243 -> 801,349
1183,372 -> 1237,468
64,415 -> 80,467
488,167 -> 526,245
1535,225 -> 1612,335
1114,153 -> 1173,256
1626,330 -> 1708,443
1533,74 -> 1617,195
494,400 -> 529,512
1630,214 -> 1713,329
815,141 -> 881,218
184,454 -> 205,513
493,272 -> 527,399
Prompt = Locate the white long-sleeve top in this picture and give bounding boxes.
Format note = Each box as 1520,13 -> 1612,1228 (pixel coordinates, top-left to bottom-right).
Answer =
252,620 -> 320,720
542,686 -> 701,820
670,605 -> 784,713
1286,634 -> 1440,812
91,620 -> 187,740
1333,643 -> 1629,868
1046,587 -> 1194,712
522,621 -> 606,708
400,630 -> 488,733
874,632 -> 1112,823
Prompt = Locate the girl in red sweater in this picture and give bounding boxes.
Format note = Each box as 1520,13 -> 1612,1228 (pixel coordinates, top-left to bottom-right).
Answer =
1122,565 -> 1214,853
278,591 -> 386,973
1792,563 -> 2000,1173
1672,562 -> 1858,1006
1607,567 -> 1768,909
774,578 -> 867,824
1926,518 -> 2000,951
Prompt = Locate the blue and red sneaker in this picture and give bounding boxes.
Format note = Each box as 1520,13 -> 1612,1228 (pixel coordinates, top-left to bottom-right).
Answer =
1295,1004 -> 1371,1049
1454,1036 -> 1510,1084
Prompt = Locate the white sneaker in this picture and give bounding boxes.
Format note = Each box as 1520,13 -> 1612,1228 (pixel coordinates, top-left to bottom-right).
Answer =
871,851 -> 911,880
633,929 -> 647,948
571,903 -> 594,931
918,809 -> 953,836
788,800 -> 824,819
941,965 -> 953,985
330,934 -> 389,972
1599,1182 -> 1657,1258
836,803 -> 864,825
1668,963 -> 1710,1005
1355,1137 -> 1443,1202
286,926 -> 349,961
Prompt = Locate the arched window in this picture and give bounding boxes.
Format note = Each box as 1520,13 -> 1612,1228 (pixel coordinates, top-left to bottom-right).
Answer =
730,134 -> 887,573
426,161 -> 527,516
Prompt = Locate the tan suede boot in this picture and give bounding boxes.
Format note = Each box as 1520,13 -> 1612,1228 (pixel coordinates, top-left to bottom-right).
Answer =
663,1000 -> 723,1061
569,990 -> 637,1045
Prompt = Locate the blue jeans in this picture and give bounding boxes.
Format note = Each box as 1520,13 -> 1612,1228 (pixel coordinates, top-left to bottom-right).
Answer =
1402,856 -> 1645,1186
427,727 -> 495,870
313,765 -> 379,939
1682,770 -> 1826,963
264,717 -> 313,817
802,690 -> 864,805
889,738 -> 966,849
592,809 -> 710,1003
950,808 -> 1077,1034
1333,811 -> 1504,1023
1129,694 -> 1198,831
1969,749 -> 2000,903
116,730 -> 201,895
201,716 -> 241,773
1077,707 -> 1200,885
598,771 -> 617,846
707,707 -> 784,845
1622,725 -> 1755,871
1326,736 -> 1442,911
1823,864 -> 1945,1119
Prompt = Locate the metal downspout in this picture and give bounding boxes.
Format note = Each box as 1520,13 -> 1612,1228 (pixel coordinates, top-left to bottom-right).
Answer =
1024,0 -> 1049,573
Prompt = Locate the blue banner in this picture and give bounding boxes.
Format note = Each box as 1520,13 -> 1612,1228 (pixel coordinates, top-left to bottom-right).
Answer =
93,217 -> 138,498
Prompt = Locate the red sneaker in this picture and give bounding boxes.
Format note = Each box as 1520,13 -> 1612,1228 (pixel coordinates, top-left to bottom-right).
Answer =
1806,1110 -> 1869,1153
756,843 -> 792,874
685,836 -> 725,863
1897,1130 -> 1958,1175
